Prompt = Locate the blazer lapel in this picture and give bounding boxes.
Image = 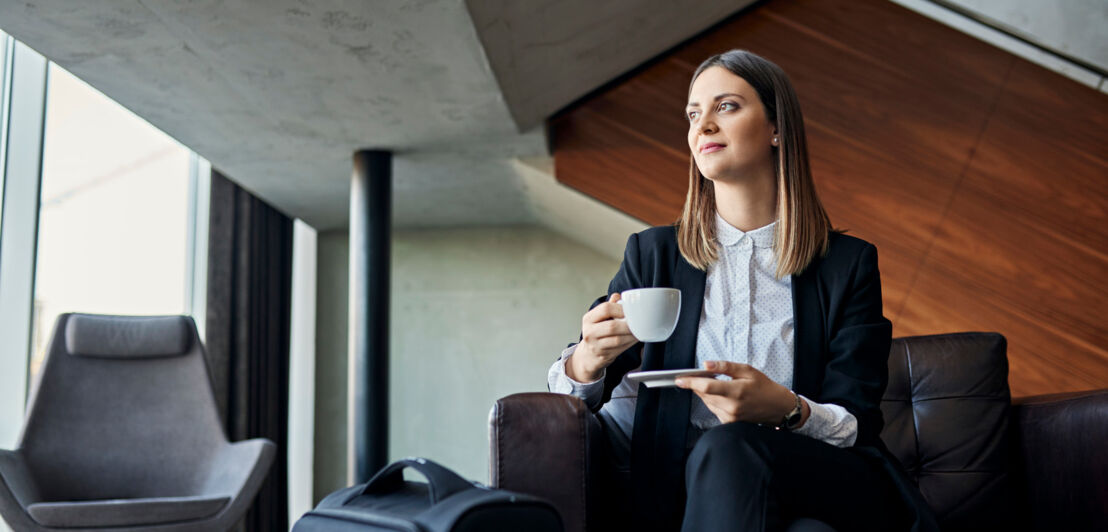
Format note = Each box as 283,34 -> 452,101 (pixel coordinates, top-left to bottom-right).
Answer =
666,255 -> 706,370
630,253 -> 707,530
791,263 -> 825,398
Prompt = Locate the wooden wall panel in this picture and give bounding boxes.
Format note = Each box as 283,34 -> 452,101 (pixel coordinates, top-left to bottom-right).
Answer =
550,0 -> 1108,397
554,106 -> 688,219
897,58 -> 1108,397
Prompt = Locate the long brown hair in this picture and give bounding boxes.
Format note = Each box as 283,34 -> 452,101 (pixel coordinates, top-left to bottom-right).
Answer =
677,49 -> 843,278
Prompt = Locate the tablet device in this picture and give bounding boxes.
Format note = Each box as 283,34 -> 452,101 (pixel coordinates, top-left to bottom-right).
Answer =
626,368 -> 718,388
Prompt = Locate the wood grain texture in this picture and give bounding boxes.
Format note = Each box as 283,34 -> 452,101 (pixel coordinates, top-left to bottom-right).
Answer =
550,0 -> 1108,397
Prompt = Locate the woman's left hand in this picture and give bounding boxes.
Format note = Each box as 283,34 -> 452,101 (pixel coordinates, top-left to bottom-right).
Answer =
675,361 -> 797,425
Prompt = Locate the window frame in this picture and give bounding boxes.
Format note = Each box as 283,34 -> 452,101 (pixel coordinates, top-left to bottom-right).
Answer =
0,41 -> 210,448
0,38 -> 48,449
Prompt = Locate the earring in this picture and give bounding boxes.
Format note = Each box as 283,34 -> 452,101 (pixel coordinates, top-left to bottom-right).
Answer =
773,137 -> 778,144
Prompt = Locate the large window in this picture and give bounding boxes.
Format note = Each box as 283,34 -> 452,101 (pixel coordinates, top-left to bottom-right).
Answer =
29,64 -> 195,377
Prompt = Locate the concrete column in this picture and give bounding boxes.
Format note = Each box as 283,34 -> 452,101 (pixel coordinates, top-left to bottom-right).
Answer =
347,149 -> 391,483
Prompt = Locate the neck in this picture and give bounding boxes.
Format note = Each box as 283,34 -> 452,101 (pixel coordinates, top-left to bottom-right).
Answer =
712,167 -> 777,232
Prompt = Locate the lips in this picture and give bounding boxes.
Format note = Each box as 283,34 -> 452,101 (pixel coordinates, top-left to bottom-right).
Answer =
699,142 -> 725,153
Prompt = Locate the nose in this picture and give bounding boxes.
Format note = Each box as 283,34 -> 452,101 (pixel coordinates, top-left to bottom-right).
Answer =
697,118 -> 716,135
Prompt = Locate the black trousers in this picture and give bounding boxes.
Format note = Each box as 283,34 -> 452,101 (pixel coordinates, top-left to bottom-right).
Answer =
680,422 -> 904,532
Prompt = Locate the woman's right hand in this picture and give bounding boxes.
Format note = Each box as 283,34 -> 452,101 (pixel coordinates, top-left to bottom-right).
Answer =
567,293 -> 639,382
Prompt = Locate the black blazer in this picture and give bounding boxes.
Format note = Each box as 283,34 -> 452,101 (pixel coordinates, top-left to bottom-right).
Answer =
579,225 -> 939,532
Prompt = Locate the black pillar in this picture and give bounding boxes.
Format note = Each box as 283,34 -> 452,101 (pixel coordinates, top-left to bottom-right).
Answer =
349,149 -> 391,483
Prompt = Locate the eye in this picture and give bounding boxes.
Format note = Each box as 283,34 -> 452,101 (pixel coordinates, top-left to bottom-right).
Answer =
719,101 -> 738,112
686,110 -> 699,121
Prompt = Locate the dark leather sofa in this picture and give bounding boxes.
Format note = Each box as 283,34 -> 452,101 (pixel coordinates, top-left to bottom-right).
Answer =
489,332 -> 1108,531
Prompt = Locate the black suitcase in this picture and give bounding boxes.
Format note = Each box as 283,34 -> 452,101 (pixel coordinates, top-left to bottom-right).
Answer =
293,457 -> 563,532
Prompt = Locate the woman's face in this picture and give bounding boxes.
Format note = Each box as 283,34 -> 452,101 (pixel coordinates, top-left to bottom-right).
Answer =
686,66 -> 778,183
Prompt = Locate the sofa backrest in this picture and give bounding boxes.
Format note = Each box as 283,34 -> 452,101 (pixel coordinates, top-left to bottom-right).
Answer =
880,332 -> 1011,530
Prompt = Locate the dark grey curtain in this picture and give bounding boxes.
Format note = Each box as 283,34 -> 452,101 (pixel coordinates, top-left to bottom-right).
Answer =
205,169 -> 292,532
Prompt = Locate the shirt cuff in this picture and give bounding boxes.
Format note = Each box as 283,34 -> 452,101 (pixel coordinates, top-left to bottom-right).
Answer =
547,344 -> 605,410
791,394 -> 858,448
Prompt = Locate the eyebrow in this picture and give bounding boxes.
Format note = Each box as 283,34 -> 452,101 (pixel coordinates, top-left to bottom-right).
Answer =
687,93 -> 746,108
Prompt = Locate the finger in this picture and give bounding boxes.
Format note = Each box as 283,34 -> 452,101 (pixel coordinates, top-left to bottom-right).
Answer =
597,334 -> 636,350
584,300 -> 625,324
697,392 -> 727,412
582,303 -> 607,324
703,360 -> 754,377
702,394 -> 738,419
691,391 -> 734,420
699,379 -> 732,396
601,318 -> 632,337
609,293 -> 626,319
618,333 -> 638,347
584,322 -> 634,348
675,376 -> 728,396
597,320 -> 621,337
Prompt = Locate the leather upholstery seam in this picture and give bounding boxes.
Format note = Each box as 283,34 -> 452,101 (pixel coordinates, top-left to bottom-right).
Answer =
916,468 -> 1007,474
910,394 -> 1009,403
894,331 -> 998,342
1018,395 -> 1106,408
905,343 -> 923,474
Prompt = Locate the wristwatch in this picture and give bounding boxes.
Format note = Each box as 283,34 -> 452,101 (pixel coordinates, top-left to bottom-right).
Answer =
776,391 -> 803,431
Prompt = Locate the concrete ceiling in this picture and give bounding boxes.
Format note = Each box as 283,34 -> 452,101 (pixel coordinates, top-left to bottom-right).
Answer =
0,0 -> 754,239
3,0 -> 1099,241
948,0 -> 1107,72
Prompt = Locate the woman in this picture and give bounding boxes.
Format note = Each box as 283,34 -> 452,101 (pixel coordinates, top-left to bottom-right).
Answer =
547,50 -> 940,532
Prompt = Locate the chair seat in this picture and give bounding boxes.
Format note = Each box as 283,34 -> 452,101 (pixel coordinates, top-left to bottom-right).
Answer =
27,494 -> 230,528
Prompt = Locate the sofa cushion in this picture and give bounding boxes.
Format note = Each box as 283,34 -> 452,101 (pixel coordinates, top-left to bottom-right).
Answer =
27,495 -> 229,527
880,332 -> 1011,531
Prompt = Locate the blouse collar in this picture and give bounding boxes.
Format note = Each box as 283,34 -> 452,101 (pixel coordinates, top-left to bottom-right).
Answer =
715,212 -> 776,249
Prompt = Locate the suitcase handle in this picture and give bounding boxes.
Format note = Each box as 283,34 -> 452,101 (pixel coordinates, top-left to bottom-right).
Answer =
359,457 -> 474,504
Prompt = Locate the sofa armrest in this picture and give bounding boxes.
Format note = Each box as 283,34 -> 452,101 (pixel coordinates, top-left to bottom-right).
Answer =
1010,389 -> 1108,531
489,392 -> 605,532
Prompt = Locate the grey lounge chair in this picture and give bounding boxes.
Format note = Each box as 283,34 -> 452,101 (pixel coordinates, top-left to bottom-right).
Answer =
0,313 -> 275,531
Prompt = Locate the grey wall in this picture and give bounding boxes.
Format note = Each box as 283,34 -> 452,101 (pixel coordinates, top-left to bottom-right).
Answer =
313,229 -> 350,503
313,225 -> 621,502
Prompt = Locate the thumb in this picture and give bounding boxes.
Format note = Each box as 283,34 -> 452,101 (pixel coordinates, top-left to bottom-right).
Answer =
609,292 -> 622,303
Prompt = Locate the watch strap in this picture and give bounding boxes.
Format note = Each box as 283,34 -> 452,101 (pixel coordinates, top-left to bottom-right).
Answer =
776,391 -> 803,431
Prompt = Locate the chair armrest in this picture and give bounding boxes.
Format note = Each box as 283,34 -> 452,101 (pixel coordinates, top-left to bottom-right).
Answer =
0,449 -> 43,530
1010,389 -> 1108,531
200,439 -> 275,496
489,392 -> 605,532
0,449 -> 41,507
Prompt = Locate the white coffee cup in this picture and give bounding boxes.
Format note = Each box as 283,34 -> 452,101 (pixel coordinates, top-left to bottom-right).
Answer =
617,287 -> 681,343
